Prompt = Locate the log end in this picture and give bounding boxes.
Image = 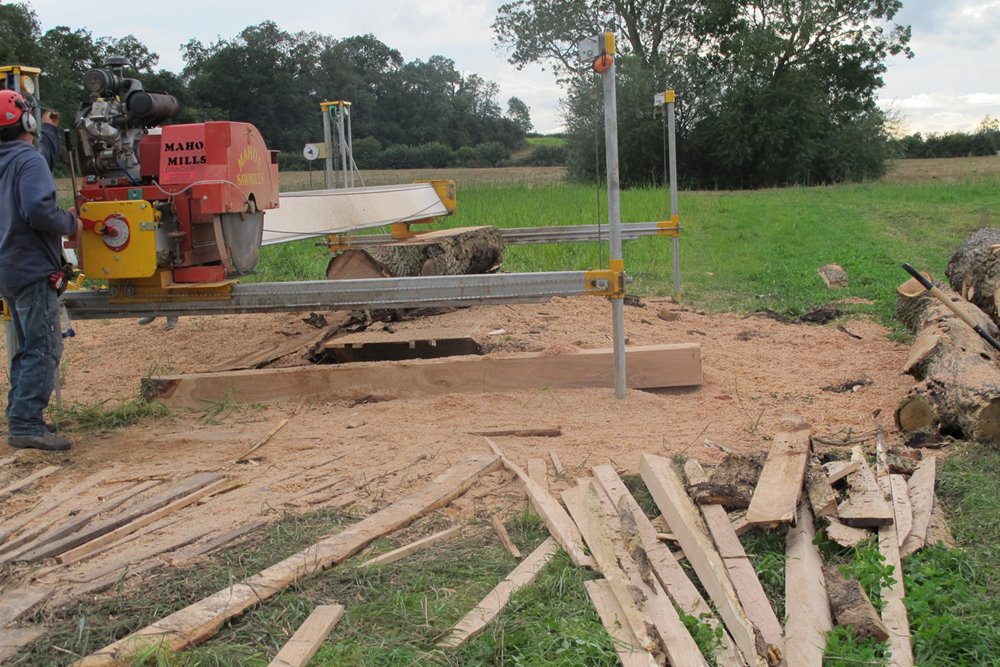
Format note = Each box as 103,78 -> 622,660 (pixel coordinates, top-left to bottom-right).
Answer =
897,394 -> 937,433
972,397 -> 1000,446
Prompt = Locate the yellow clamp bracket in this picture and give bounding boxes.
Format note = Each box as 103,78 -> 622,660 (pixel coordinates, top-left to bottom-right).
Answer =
657,215 -> 681,238
664,89 -> 675,104
585,259 -> 626,298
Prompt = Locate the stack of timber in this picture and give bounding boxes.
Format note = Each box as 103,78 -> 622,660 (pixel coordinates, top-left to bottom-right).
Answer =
8,427 -> 953,665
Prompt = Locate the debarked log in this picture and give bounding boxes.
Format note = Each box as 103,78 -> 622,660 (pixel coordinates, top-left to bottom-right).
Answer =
895,277 -> 1000,444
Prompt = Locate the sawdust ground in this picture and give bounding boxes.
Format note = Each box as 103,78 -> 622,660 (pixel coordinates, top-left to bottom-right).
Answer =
0,296 -> 911,594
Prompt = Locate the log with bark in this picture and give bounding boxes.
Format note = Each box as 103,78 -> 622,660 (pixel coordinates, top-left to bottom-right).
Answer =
895,276 -> 1000,444
945,227 -> 1000,326
325,226 -> 504,280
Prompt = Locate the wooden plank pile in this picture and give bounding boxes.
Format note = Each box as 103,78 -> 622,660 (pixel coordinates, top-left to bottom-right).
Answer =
3,428 -> 951,665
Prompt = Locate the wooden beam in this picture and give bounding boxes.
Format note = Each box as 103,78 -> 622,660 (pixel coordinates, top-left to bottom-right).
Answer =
0,627 -> 45,663
56,478 -> 233,565
877,476 -> 914,667
889,475 -> 913,547
548,450 -> 566,476
925,495 -> 954,549
526,459 -> 547,489
590,466 -> 745,667
838,448 -> 894,527
19,473 -> 224,563
824,459 -> 860,484
685,460 -> 783,656
784,503 -> 832,666
805,457 -> 838,518
641,454 -> 773,667
0,586 -> 51,626
485,439 -> 595,569
584,579 -> 659,667
0,471 -> 109,546
0,481 -> 161,565
168,519 -> 267,565
437,537 -> 559,648
470,428 -> 562,438
360,525 -> 463,568
74,455 -> 500,666
0,465 -> 59,501
824,518 -> 871,548
144,344 -> 703,408
490,516 -> 521,559
266,604 -> 344,667
900,457 -> 936,558
563,482 -> 708,666
745,431 -> 810,527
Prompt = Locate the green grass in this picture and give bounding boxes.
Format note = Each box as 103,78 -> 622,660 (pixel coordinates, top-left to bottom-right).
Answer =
50,397 -> 169,431
526,136 -> 568,148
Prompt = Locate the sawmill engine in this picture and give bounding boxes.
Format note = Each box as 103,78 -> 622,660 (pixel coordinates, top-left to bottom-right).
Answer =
75,57 -> 279,288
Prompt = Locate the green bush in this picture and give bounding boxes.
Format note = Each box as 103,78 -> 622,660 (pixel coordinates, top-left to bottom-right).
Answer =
475,141 -> 510,167
352,136 -> 382,168
413,141 -> 454,168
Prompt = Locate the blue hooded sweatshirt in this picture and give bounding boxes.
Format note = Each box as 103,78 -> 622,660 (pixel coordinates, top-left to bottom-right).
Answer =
0,137 -> 76,295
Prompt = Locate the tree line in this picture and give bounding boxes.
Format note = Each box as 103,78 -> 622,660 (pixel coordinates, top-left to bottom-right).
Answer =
0,3 -> 532,168
891,118 -> 1000,159
495,0 -> 914,189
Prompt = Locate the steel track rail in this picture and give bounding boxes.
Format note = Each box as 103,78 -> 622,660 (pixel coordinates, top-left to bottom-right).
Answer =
62,271 -> 591,320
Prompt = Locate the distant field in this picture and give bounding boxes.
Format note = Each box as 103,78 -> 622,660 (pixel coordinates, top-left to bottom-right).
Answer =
526,136 -> 568,147
279,166 -> 567,192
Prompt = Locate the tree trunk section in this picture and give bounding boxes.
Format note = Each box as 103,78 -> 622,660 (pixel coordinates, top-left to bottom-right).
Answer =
895,277 -> 1000,444
326,226 -> 503,280
945,227 -> 1000,326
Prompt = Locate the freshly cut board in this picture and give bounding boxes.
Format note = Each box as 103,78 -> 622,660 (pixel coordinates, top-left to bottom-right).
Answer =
143,344 -> 703,408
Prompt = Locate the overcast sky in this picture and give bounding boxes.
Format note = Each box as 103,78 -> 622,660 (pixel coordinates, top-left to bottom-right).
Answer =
25,0 -> 1000,136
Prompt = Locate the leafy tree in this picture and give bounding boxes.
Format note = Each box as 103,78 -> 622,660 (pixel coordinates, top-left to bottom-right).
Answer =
507,96 -> 533,133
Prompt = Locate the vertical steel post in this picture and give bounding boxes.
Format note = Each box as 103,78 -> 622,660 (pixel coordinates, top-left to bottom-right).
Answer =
667,94 -> 682,298
321,104 -> 334,190
336,105 -> 349,189
345,106 -> 355,188
602,53 -> 627,400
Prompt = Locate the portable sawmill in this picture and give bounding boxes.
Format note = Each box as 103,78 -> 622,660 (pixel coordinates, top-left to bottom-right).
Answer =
72,57 -> 279,299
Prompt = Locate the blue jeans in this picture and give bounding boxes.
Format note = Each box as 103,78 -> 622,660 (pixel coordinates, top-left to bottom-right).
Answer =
4,279 -> 62,436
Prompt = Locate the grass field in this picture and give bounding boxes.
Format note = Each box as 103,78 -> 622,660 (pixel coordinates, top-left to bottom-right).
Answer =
33,157 -> 1000,665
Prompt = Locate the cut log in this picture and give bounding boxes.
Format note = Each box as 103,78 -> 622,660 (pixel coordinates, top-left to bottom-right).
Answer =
0,465 -> 59,501
490,516 -> 521,559
562,482 -> 708,666
822,565 -> 889,641
685,460 -> 783,656
437,536 -> 559,648
784,503 -> 832,666
889,475 -> 913,547
584,579 -> 659,667
590,465 -> 744,667
687,453 -> 762,508
485,439 -> 595,569
266,604 -> 344,667
837,448 -> 893,528
641,453 -> 775,666
144,344 -> 703,408
896,278 -> 1000,444
74,455 -> 500,666
0,586 -> 51,626
326,226 -> 504,280
19,473 -> 224,563
818,263 -> 849,289
945,227 -> 1000,325
900,457 -> 936,558
361,525 -> 463,568
805,457 -> 838,518
745,430 -> 811,527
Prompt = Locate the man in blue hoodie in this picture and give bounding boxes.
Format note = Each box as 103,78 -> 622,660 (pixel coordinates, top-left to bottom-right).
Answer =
0,89 -> 80,451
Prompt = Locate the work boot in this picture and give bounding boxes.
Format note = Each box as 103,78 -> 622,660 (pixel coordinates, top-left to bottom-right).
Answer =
45,422 -> 61,433
138,316 -> 156,325
8,432 -> 71,451
163,316 -> 178,331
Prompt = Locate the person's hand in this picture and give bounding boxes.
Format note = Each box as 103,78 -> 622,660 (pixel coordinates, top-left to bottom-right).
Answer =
42,109 -> 60,127
68,208 -> 83,237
